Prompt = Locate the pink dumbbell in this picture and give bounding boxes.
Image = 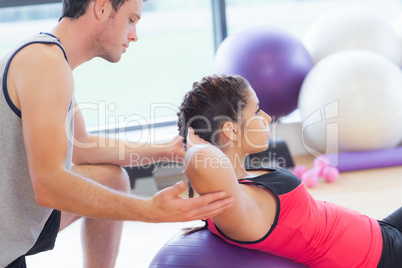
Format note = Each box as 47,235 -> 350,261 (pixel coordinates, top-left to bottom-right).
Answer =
294,164 -> 319,187
313,156 -> 339,183
293,156 -> 339,187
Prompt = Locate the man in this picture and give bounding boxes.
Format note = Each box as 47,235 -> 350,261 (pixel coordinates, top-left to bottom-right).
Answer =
0,0 -> 234,267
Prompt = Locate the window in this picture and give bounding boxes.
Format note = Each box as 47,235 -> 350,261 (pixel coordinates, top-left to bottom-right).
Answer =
225,0 -> 401,39
0,0 -> 215,130
0,3 -> 61,54
2,0 -> 401,130
75,1 -> 215,130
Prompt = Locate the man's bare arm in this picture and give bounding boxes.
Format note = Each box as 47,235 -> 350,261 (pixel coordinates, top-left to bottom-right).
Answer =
9,44 -> 233,223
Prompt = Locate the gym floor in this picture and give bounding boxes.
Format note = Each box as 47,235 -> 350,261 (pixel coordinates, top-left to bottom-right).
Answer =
26,154 -> 402,267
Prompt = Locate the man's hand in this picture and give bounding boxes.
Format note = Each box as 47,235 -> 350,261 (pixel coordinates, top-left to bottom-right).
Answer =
145,181 -> 234,223
165,135 -> 185,163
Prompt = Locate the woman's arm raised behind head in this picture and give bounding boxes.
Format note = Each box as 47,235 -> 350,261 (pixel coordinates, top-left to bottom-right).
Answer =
184,144 -> 275,242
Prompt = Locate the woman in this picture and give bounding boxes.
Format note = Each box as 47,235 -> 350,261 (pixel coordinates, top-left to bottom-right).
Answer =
177,74 -> 402,268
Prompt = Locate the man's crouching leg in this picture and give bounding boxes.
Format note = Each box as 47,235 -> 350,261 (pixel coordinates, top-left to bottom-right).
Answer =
59,164 -> 130,268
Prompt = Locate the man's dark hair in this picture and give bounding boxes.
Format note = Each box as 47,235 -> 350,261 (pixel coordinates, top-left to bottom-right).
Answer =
60,0 -> 129,21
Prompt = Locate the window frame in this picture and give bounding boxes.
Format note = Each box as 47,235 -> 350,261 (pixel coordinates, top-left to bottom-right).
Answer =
0,0 -> 61,8
0,0 -> 227,50
0,0 -> 228,132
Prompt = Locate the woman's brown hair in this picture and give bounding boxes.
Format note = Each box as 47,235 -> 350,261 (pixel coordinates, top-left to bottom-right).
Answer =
177,74 -> 251,198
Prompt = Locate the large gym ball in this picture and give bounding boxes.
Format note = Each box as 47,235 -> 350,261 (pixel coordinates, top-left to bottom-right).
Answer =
298,50 -> 402,154
214,25 -> 313,119
303,7 -> 402,66
392,12 -> 402,46
149,229 -> 305,267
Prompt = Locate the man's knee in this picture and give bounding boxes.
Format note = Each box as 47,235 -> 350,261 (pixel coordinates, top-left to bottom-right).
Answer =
105,165 -> 130,193
72,164 -> 130,193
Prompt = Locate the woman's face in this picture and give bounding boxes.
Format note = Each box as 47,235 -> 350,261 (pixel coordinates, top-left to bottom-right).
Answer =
239,87 -> 272,154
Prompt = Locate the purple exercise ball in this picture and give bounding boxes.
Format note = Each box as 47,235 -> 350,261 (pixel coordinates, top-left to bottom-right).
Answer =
214,25 -> 313,119
149,228 -> 305,267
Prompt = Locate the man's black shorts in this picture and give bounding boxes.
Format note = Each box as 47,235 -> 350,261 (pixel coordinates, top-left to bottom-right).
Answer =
6,210 -> 61,268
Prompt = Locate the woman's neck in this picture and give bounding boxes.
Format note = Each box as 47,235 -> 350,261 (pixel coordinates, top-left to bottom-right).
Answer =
223,147 -> 249,180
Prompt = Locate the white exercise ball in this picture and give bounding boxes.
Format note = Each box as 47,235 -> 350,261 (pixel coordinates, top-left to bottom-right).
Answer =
392,13 -> 402,47
298,50 -> 402,154
304,7 -> 402,66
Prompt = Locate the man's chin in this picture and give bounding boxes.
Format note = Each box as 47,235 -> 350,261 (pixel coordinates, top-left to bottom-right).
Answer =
100,54 -> 122,63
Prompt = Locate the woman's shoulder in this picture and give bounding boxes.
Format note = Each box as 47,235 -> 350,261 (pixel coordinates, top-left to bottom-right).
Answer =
185,145 -> 230,167
184,146 -> 234,180
185,145 -> 225,160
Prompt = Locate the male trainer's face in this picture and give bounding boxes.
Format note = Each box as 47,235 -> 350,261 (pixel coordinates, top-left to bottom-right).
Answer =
98,0 -> 143,62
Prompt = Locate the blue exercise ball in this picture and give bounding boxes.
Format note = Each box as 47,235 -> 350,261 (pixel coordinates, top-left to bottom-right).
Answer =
214,25 -> 313,119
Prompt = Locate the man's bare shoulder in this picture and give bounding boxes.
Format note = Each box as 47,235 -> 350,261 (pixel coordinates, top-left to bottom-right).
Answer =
12,42 -> 69,71
8,42 -> 74,111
